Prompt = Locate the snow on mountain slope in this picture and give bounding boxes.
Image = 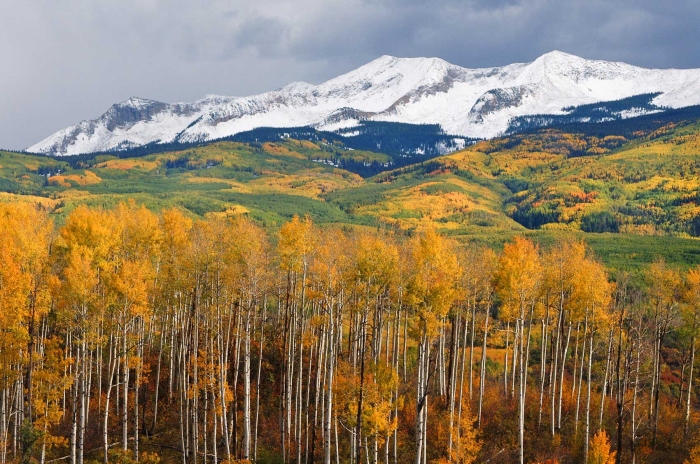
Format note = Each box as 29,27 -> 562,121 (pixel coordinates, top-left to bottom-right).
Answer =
27,51 -> 700,156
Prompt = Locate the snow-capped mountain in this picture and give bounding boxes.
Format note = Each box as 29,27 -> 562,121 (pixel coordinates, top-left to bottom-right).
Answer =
28,51 -> 700,156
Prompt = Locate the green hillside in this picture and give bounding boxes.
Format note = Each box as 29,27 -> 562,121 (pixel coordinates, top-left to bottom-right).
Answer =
3,118 -> 700,269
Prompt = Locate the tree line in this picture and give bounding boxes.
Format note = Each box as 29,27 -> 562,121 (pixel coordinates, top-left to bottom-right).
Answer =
1,201 -> 700,464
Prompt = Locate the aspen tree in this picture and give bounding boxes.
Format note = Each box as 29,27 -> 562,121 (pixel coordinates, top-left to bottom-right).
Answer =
406,228 -> 458,464
684,267 -> 700,436
227,217 -> 270,462
573,256 -> 612,463
311,229 -> 348,464
647,260 -> 681,447
0,204 -> 53,434
495,237 -> 541,464
56,205 -> 119,464
278,215 -> 316,462
0,206 -> 35,463
477,249 -> 497,429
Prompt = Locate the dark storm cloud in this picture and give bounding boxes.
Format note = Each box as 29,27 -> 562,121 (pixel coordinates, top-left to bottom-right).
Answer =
1,0 -> 699,150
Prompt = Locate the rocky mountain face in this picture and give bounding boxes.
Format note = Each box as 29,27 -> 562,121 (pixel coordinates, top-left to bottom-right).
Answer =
28,51 -> 700,156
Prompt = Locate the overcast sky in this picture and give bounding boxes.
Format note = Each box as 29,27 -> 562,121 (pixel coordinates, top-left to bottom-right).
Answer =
2,0 -> 700,150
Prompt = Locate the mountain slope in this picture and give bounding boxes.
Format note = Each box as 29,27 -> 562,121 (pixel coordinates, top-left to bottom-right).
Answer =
7,116 -> 700,239
28,51 -> 700,156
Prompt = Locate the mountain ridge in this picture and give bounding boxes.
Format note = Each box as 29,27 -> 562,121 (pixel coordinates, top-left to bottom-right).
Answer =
28,51 -> 700,156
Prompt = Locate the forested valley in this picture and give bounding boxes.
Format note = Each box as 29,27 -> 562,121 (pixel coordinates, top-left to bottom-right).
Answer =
2,201 -> 700,464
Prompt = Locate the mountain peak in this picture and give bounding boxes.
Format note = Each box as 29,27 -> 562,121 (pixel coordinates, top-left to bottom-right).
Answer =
353,55 -> 452,72
114,97 -> 161,110
26,53 -> 700,156
532,50 -> 588,69
539,50 -> 580,60
278,81 -> 316,94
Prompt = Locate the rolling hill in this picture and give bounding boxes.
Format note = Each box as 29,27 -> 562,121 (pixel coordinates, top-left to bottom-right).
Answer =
5,110 -> 700,270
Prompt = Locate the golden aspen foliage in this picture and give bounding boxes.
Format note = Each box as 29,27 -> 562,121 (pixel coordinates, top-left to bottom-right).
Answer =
495,236 -> 542,320
682,266 -> 700,340
334,360 -> 400,447
278,215 -> 316,274
110,258 -> 152,320
588,430 -> 616,464
57,205 -> 118,265
310,228 -> 349,301
647,258 -> 682,312
564,246 -> 614,335
227,216 -> 271,302
685,266 -> 700,310
32,337 -> 72,450
54,246 -> 99,325
406,227 -> 459,338
448,403 -> 481,464
542,239 -> 590,323
0,230 -> 30,330
349,231 -> 399,296
0,203 -> 54,368
685,441 -> 700,464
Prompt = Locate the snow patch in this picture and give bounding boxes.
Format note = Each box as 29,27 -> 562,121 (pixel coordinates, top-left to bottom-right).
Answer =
28,51 -> 700,155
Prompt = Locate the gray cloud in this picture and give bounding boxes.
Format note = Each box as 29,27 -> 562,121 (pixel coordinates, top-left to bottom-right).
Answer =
1,0 -> 699,149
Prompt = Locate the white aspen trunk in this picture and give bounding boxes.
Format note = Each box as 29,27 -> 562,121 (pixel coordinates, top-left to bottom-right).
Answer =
1,385 -> 7,464
551,312 -> 561,437
538,315 -> 548,429
600,329 -> 614,429
504,321 -> 510,396
243,306 -> 252,461
217,308 -> 231,462
511,321 -> 519,397
41,405 -> 48,464
402,314 -> 408,382
584,331 -> 594,464
438,324 -> 446,397
649,325 -> 659,421
254,301 -> 266,462
447,314 -> 460,455
334,411 -> 340,464
297,319 -> 305,464
152,315 -> 165,434
392,297 -> 401,464
122,320 -> 129,452
572,323 -> 580,399
558,324 -> 572,430
104,337 -> 118,464
179,340 -> 187,464
324,300 -> 335,464
575,318 -> 588,431
134,321 -> 144,462
192,305 -> 200,464
469,300 -> 477,399
70,337 -> 78,464
422,343 -> 430,464
78,339 -> 88,464
518,318 -> 525,464
457,308 -> 469,439
686,333 -> 696,435
537,301 -> 549,429
631,338 -> 641,464
285,302 -> 297,462
304,323 -> 316,464
312,317 -> 326,464
169,313 -> 176,401
478,303 -> 490,428
518,312 -> 533,464
211,372 -> 217,464
414,335 -> 426,464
